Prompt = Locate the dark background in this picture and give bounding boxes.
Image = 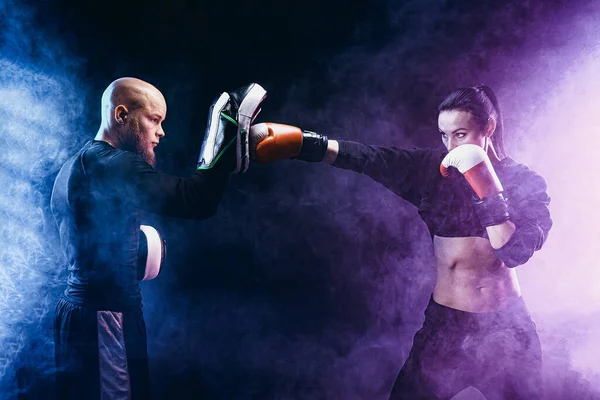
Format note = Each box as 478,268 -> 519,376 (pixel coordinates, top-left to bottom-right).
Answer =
2,0 -> 600,399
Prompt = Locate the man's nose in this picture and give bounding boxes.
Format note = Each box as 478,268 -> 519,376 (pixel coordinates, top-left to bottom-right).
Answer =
157,125 -> 165,137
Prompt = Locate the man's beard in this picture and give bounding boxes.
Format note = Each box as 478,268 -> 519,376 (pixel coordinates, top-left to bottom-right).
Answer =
121,118 -> 156,168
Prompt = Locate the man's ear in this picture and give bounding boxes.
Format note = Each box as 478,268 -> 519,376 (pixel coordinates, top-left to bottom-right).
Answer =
114,105 -> 129,125
485,117 -> 497,137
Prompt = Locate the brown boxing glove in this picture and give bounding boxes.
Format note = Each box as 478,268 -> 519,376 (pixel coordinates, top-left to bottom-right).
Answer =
250,123 -> 328,163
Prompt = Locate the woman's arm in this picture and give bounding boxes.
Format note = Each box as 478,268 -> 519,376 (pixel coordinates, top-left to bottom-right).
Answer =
321,139 -> 339,165
486,220 -> 516,249
327,139 -> 440,200
491,169 -> 552,267
250,123 -> 441,201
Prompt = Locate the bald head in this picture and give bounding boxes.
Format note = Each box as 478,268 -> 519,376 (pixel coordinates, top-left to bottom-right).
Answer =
100,77 -> 166,127
95,77 -> 167,167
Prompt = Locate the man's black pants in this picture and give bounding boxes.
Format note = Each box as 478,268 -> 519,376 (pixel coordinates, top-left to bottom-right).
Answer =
54,296 -> 151,400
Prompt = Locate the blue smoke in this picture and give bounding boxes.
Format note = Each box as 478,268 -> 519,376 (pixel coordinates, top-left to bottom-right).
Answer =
0,1 -> 84,397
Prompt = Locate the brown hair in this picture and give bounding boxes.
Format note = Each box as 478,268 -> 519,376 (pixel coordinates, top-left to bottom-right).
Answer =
437,85 -> 507,158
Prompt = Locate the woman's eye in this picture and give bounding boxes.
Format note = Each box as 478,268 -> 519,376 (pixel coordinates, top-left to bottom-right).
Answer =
457,133 -> 465,138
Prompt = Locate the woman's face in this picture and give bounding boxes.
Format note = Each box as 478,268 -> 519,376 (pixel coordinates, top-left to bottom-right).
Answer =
438,109 -> 488,152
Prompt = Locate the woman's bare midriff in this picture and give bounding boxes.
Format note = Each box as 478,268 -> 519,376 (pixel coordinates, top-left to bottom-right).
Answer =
432,235 -> 521,313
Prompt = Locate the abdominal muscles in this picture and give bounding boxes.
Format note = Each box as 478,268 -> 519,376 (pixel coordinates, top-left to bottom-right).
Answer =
432,235 -> 521,312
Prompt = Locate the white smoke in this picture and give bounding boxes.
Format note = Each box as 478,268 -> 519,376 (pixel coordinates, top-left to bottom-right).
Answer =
0,1 -> 84,397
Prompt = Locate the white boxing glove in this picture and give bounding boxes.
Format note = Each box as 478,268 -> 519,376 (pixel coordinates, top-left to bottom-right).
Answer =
440,144 -> 510,228
440,144 -> 503,199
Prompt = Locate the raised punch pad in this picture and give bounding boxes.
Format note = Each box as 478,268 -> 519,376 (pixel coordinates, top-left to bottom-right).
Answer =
197,83 -> 267,173
229,83 -> 267,173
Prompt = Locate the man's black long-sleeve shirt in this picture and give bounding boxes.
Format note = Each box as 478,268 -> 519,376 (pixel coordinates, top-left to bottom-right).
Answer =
51,140 -> 230,310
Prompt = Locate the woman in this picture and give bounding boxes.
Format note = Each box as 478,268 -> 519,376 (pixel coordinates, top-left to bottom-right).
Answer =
249,85 -> 552,399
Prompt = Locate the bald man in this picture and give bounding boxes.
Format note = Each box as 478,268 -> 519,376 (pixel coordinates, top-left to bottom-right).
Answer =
50,78 -> 266,399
